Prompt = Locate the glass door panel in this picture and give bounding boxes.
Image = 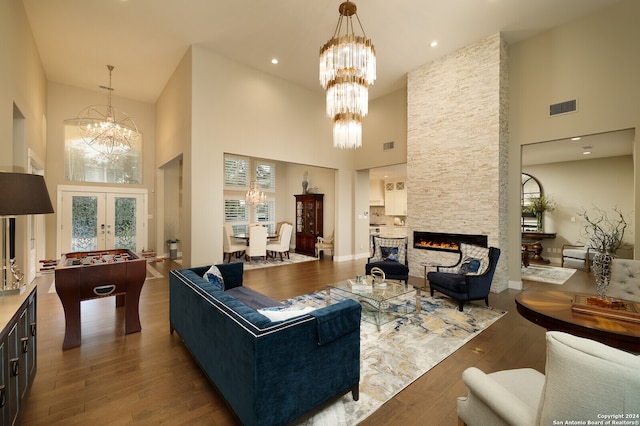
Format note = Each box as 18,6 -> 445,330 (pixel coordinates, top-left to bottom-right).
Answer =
59,188 -> 147,255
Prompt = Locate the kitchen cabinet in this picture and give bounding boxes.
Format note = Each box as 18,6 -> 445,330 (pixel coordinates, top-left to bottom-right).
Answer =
295,194 -> 324,256
369,180 -> 384,206
384,180 -> 407,216
0,284 -> 37,425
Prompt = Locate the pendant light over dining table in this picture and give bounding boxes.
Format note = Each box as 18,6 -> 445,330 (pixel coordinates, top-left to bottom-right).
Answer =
319,1 -> 376,149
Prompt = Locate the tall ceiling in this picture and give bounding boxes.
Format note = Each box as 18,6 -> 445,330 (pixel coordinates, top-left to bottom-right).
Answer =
22,0 -> 621,104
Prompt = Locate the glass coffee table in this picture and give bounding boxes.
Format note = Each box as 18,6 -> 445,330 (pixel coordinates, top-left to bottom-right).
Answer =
326,277 -> 421,330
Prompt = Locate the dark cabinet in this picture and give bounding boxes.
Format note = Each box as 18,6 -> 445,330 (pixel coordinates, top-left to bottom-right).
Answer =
295,194 -> 323,256
0,285 -> 36,425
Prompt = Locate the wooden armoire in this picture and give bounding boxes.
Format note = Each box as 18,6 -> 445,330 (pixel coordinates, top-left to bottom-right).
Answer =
294,194 -> 323,256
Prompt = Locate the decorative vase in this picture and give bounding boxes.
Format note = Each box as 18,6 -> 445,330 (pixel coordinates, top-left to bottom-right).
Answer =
302,179 -> 308,194
592,251 -> 613,298
536,213 -> 543,232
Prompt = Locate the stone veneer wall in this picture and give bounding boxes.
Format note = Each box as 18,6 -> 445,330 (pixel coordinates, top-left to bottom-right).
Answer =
406,33 -> 509,292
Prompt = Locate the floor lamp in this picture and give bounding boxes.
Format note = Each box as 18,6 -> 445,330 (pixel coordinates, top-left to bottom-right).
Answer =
0,172 -> 54,294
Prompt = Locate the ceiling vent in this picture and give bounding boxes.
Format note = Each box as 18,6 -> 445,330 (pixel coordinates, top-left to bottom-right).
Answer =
549,99 -> 577,116
383,141 -> 395,151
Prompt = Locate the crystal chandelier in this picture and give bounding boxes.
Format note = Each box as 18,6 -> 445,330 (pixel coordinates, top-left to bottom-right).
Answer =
77,65 -> 139,156
319,1 -> 376,149
245,181 -> 267,207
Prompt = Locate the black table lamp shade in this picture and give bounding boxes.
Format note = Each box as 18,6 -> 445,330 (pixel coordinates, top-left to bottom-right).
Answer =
0,172 -> 54,216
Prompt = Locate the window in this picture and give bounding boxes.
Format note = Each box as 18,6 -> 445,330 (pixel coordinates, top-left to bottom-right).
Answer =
256,161 -> 275,191
223,155 -> 276,234
224,197 -> 249,234
256,200 -> 276,234
224,156 -> 250,188
63,121 -> 142,184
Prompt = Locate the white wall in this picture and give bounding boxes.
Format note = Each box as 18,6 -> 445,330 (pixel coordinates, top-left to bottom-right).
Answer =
509,0 -> 640,280
0,0 -> 49,275
45,83 -> 157,255
186,46 -> 358,266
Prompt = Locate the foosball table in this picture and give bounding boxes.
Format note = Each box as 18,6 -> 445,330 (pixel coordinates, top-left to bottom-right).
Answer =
54,249 -> 147,350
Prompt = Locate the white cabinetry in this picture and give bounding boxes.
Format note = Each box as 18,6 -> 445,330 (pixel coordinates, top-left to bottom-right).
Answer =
369,180 -> 384,206
384,180 -> 407,216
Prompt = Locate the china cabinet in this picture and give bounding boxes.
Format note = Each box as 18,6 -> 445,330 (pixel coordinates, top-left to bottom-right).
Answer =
295,194 -> 323,256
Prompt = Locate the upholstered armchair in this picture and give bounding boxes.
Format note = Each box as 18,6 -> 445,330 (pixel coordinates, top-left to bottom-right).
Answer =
365,237 -> 409,283
561,244 -> 595,272
608,258 -> 640,302
457,331 -> 640,426
426,244 -> 500,311
315,231 -> 335,258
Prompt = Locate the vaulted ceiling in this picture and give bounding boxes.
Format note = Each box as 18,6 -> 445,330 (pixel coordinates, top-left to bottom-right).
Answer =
22,0 -> 621,104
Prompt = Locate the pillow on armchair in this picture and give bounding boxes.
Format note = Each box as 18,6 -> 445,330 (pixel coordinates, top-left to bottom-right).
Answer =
370,237 -> 407,264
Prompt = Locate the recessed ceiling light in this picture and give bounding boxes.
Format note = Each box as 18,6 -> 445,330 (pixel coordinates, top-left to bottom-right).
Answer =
571,137 -> 581,141
271,58 -> 278,65
430,41 -> 438,47
583,151 -> 592,155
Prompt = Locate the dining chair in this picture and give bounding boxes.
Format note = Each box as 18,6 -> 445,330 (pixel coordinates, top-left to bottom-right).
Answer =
223,223 -> 246,263
245,225 -> 268,263
267,223 -> 293,260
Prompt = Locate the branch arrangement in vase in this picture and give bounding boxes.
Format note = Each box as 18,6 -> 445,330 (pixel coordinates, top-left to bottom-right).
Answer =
578,206 -> 628,255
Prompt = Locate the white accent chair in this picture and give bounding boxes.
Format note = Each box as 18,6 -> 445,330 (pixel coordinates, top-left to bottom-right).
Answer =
223,223 -> 246,263
245,225 -> 267,263
561,244 -> 595,272
267,223 -> 293,260
315,231 -> 334,258
608,258 -> 640,302
457,331 -> 640,426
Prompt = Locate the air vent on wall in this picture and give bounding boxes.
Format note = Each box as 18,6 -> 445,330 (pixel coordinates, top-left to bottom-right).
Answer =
549,99 -> 577,116
383,141 -> 395,151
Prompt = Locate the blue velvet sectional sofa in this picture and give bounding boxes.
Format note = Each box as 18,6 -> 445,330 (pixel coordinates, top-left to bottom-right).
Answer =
169,262 -> 361,426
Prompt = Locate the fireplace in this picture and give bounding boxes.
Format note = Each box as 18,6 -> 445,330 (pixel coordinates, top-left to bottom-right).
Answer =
413,231 -> 488,252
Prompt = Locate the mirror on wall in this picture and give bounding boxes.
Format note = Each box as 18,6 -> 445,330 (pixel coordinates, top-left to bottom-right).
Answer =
521,128 -> 635,259
521,173 -> 541,232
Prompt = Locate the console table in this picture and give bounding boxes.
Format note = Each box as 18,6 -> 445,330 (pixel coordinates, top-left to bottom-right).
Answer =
521,232 -> 556,264
515,290 -> 640,353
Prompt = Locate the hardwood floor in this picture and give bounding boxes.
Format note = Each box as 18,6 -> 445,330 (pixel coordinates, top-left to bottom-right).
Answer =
21,258 -> 594,425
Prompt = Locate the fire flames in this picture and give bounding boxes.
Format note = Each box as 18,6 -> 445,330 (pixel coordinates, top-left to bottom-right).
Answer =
415,240 -> 459,250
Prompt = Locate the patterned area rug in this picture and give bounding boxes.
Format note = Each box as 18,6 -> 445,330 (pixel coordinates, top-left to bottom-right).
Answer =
236,252 -> 318,270
287,290 -> 506,425
522,264 -> 576,285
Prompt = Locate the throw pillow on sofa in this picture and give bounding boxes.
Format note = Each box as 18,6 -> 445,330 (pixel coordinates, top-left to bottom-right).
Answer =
203,265 -> 225,289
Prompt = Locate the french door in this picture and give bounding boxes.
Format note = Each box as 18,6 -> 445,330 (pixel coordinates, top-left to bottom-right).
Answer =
57,186 -> 147,257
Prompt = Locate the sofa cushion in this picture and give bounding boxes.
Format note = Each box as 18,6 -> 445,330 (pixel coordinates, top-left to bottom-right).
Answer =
427,272 -> 467,294
367,260 -> 409,276
225,286 -> 282,310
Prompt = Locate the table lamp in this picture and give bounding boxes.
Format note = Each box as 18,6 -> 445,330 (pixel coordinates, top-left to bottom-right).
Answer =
0,172 -> 54,294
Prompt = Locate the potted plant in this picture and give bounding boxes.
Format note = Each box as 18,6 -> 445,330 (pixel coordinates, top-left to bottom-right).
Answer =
524,195 -> 556,232
166,239 -> 179,259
